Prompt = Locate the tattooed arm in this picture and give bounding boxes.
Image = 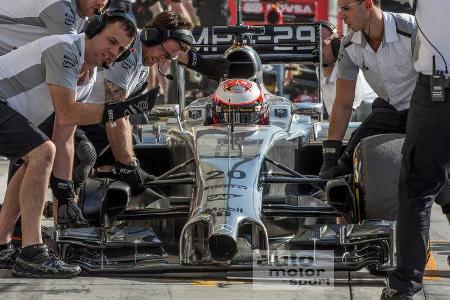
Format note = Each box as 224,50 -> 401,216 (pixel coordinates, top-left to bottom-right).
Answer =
104,79 -> 128,104
103,79 -> 136,165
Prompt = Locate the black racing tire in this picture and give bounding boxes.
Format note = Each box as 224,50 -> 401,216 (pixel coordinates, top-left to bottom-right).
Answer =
357,134 -> 433,276
355,134 -> 405,221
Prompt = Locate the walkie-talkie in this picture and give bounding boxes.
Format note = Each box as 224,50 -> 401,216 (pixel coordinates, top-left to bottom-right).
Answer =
431,55 -> 445,102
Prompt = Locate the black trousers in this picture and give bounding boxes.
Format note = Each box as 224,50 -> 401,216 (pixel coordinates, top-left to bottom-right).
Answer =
339,97 -> 409,170
389,75 -> 450,295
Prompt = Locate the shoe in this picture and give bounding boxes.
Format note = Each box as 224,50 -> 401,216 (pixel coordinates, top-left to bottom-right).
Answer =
0,246 -> 19,269
380,287 -> 413,300
57,201 -> 89,226
11,245 -> 81,278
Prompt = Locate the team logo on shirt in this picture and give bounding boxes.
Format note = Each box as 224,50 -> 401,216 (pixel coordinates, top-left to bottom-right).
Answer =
121,57 -> 136,70
64,11 -> 75,26
138,69 -> 148,81
63,52 -> 79,68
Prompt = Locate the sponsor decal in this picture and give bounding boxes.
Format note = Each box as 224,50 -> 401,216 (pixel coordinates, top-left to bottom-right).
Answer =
204,184 -> 248,191
193,25 -> 316,54
188,109 -> 202,120
121,58 -> 136,70
136,100 -> 148,112
242,2 -> 314,16
108,109 -> 114,123
211,207 -> 244,216
274,109 -> 287,118
62,52 -> 78,68
64,12 -> 75,26
205,170 -> 247,181
212,224 -> 233,234
297,108 -> 319,116
138,69 -> 148,81
207,193 -> 242,201
322,148 -> 336,154
271,3 -> 314,15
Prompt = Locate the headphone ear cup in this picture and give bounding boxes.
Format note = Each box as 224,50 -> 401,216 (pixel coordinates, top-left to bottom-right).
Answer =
140,27 -> 161,46
115,49 -> 131,62
167,29 -> 194,47
84,15 -> 105,39
331,37 -> 341,60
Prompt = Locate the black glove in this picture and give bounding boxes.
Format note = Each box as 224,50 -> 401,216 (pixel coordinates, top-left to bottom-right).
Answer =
112,160 -> 156,196
184,50 -> 230,80
319,140 -> 344,179
102,86 -> 159,124
50,175 -> 89,226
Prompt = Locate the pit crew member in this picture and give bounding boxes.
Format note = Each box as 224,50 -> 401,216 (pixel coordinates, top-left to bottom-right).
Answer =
319,20 -> 376,121
319,0 -> 416,179
382,0 -> 450,299
0,0 -> 110,55
0,14 -> 150,278
75,10 -> 230,196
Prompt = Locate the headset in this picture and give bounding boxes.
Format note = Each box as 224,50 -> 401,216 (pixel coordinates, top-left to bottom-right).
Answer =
104,0 -> 112,11
140,26 -> 195,80
317,20 -> 341,60
84,10 -> 138,62
140,27 -> 194,48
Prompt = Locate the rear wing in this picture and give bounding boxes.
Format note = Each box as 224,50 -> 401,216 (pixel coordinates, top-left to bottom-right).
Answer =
192,24 -> 320,64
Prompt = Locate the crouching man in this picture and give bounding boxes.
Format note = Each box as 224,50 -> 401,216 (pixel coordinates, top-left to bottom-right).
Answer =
0,11 -> 155,278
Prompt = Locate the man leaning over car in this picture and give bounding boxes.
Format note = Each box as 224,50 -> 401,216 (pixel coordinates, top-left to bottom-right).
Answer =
74,10 -> 230,196
0,14 -> 155,278
319,0 -> 416,180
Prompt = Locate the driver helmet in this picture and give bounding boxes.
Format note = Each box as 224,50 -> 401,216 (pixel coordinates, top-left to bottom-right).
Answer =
211,79 -> 269,125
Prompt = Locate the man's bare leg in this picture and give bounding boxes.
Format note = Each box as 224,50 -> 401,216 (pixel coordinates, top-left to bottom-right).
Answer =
18,141 -> 55,247
0,165 -> 26,244
51,124 -> 76,223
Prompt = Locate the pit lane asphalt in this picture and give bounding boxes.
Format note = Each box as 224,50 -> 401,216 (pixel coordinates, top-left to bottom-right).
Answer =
1,160 -> 449,300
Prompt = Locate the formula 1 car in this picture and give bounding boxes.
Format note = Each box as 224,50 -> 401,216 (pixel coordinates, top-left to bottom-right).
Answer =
56,22 -> 399,277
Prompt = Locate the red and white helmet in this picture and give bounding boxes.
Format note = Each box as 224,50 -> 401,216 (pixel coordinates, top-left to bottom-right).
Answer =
211,79 -> 269,125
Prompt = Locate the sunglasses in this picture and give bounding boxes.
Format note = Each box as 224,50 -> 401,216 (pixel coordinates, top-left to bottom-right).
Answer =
160,42 -> 180,61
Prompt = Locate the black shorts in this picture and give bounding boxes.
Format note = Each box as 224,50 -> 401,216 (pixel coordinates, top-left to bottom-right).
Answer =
0,102 -> 49,160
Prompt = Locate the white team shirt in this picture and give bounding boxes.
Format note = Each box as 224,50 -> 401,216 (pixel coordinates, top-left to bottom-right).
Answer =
0,34 -> 85,125
0,0 -> 86,56
321,66 -> 377,115
413,0 -> 450,75
337,12 -> 417,111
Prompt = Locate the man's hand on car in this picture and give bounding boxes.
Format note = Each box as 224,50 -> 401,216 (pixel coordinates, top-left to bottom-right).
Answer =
319,140 -> 344,179
185,50 -> 230,80
112,160 -> 156,196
